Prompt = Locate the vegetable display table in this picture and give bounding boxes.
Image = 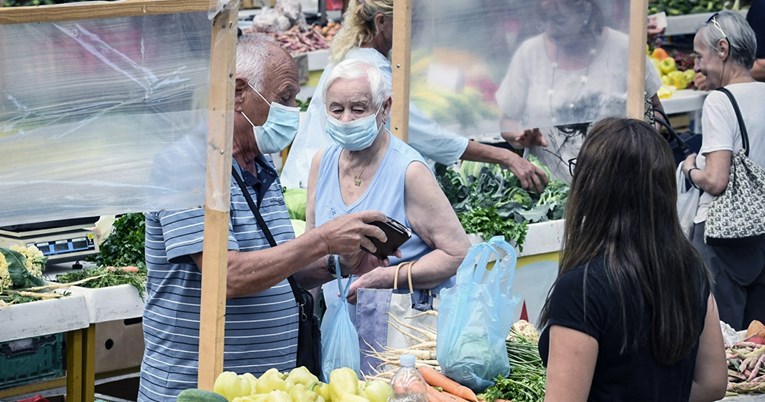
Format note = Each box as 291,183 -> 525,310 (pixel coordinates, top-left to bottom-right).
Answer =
0,295 -> 92,401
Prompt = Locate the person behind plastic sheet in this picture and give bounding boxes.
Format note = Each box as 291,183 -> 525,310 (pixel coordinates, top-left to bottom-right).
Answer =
304,58 -> 470,348
280,0 -> 548,193
539,118 -> 727,402
137,37 -> 392,402
680,11 -> 765,331
495,0 -> 664,182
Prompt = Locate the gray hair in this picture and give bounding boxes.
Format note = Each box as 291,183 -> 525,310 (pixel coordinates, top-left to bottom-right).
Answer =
235,34 -> 277,92
323,59 -> 391,109
699,10 -> 757,69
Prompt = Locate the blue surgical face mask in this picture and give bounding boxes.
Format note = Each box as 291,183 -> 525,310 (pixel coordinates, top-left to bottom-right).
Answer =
325,105 -> 383,151
240,83 -> 300,155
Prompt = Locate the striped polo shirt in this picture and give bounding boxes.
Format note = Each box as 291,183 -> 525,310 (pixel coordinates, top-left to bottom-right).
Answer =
138,156 -> 298,402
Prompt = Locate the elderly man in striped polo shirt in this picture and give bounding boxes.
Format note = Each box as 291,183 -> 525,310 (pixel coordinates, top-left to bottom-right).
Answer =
138,37 -> 389,402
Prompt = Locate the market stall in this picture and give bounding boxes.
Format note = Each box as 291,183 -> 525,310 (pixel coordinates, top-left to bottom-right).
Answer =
0,0 -> 239,399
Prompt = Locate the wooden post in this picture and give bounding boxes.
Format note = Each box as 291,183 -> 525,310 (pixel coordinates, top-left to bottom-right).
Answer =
627,0 -> 648,119
0,0 -> 210,22
197,1 -> 238,390
390,0 -> 412,142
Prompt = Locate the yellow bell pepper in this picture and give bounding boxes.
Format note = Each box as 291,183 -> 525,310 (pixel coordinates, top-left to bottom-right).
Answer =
338,394 -> 370,402
329,368 -> 360,401
311,381 -> 331,401
255,368 -> 288,393
267,390 -> 292,402
362,380 -> 393,402
240,373 -> 258,393
213,371 -> 251,401
286,366 -> 320,388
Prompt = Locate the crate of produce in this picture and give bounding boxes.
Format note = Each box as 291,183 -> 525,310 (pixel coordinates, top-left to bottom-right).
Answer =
0,333 -> 64,389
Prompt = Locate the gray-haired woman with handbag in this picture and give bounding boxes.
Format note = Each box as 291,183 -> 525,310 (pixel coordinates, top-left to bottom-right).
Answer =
681,10 -> 765,330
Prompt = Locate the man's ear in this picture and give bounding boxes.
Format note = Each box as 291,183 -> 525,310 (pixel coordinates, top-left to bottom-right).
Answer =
234,77 -> 248,105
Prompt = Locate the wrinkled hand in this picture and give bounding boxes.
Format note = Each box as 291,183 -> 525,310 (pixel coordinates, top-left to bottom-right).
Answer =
504,151 -> 549,193
316,210 -> 387,256
501,128 -> 548,148
693,72 -> 709,91
340,248 -> 401,277
345,268 -> 389,304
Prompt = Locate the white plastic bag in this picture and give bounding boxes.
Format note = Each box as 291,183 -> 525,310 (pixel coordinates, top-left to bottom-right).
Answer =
676,164 -> 700,238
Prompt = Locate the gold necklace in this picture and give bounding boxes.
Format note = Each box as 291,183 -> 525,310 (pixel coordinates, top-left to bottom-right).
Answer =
346,153 -> 369,187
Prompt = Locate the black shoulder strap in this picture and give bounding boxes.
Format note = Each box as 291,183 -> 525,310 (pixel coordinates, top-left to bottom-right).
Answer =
716,87 -> 750,157
231,166 -> 304,304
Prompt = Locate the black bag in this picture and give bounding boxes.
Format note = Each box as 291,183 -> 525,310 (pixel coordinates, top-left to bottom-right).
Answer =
232,167 -> 322,377
655,108 -> 703,166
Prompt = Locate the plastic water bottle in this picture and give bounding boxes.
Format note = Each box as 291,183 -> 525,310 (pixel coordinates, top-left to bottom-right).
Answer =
388,354 -> 428,402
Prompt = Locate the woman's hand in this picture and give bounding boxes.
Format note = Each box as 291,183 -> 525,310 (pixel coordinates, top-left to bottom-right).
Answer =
345,268 -> 390,304
504,152 -> 549,192
340,249 -> 401,277
501,128 -> 548,148
682,153 -> 698,177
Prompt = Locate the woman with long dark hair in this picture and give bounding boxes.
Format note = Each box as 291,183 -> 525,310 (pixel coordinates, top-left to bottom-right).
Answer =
539,118 -> 727,401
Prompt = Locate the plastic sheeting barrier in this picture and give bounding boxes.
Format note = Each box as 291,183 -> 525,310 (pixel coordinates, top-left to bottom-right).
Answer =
0,13 -> 213,226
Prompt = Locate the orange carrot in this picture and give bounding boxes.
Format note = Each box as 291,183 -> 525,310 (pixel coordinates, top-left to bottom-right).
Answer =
427,386 -> 449,402
440,391 -> 471,402
417,366 -> 478,402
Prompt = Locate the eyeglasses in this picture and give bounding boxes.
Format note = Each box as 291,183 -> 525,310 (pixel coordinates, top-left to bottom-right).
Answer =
568,157 -> 577,176
706,13 -> 728,41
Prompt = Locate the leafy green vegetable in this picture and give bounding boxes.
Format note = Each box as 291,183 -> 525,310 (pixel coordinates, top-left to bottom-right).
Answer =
0,247 -> 45,289
283,188 -> 308,221
480,326 -> 546,402
89,213 -> 146,269
458,208 -> 527,251
435,158 -> 568,248
57,266 -> 147,299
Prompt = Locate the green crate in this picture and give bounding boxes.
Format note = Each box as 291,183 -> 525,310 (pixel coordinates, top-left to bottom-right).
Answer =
0,333 -> 64,390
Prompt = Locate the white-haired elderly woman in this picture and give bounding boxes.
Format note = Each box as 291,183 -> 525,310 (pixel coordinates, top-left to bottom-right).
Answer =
681,10 -> 765,330
305,58 -> 470,347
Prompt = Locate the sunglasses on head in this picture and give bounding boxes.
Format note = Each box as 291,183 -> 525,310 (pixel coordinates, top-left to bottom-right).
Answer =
706,12 -> 728,40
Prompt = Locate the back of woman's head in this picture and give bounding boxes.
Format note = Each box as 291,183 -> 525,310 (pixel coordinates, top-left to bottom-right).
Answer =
566,118 -> 677,241
330,0 -> 393,62
556,117 -> 710,364
699,10 -> 757,69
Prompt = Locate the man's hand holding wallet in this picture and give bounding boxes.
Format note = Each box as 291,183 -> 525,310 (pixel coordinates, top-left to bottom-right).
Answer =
339,216 -> 409,277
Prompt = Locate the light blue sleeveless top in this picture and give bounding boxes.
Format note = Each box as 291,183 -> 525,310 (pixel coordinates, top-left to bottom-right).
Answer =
316,133 -> 440,315
315,132 -> 431,265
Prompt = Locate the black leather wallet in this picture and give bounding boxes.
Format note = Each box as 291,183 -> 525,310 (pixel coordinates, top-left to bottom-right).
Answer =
362,217 -> 412,259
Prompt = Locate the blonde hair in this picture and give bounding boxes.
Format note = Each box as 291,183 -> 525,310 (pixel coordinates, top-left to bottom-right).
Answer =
330,0 -> 393,62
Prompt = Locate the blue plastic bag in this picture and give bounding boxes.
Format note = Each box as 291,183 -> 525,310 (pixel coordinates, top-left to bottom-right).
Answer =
436,236 -> 520,392
320,272 -> 360,382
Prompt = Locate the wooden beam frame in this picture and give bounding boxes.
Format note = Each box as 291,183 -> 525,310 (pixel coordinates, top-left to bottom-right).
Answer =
627,0 -> 648,119
0,0 -> 210,23
1,0 -> 237,393
390,0 -> 412,142
197,0 -> 238,390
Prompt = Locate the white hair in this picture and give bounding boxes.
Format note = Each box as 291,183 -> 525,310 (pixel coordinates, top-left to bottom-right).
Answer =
699,10 -> 757,69
235,34 -> 277,92
323,59 -> 391,109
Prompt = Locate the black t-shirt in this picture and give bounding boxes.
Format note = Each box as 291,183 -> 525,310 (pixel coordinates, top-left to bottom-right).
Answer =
748,0 -> 765,59
538,257 -> 709,402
